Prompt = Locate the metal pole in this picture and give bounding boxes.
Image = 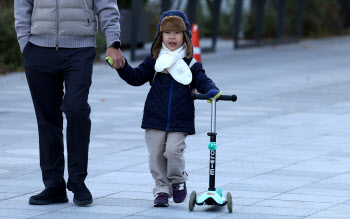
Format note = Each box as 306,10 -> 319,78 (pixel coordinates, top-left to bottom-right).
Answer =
208,100 -> 217,191
210,0 -> 221,51
211,100 -> 217,133
277,0 -> 286,41
187,0 -> 198,25
161,0 -> 171,13
233,0 -> 243,49
296,0 -> 305,41
130,0 -> 142,62
256,0 -> 266,45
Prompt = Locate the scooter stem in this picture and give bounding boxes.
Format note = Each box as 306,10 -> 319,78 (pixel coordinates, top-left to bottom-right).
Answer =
211,100 -> 217,133
208,100 -> 217,191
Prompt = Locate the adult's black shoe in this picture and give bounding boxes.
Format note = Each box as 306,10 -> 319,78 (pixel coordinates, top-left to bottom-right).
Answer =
67,180 -> 93,206
29,187 -> 68,205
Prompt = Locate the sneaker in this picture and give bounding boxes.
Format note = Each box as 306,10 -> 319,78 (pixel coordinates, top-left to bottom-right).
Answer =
172,182 -> 187,203
29,187 -> 68,205
67,180 -> 93,206
154,193 -> 169,207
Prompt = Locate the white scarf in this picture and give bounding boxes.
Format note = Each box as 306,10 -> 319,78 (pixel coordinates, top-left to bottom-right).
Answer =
154,43 -> 192,85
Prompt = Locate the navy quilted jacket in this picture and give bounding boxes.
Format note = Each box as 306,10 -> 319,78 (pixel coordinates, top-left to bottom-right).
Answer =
116,55 -> 218,134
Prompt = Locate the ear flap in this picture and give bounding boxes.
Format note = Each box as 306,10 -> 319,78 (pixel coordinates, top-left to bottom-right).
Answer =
184,34 -> 193,59
152,34 -> 162,59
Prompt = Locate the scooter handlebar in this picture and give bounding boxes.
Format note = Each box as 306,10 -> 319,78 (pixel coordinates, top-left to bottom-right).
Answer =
191,93 -> 237,102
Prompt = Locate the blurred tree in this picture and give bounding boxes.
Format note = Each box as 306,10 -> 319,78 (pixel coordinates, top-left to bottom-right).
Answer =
287,0 -> 343,37
243,0 -> 344,39
0,0 -> 13,8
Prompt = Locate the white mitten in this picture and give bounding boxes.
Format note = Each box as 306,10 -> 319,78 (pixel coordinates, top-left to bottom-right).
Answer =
155,53 -> 176,72
167,59 -> 192,85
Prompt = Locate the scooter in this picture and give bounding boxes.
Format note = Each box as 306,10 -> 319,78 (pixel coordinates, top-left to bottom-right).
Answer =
189,93 -> 237,213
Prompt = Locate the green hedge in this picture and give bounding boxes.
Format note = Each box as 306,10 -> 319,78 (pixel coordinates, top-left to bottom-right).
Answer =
0,7 -> 23,74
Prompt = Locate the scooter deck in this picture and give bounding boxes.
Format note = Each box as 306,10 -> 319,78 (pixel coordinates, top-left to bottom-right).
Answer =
196,190 -> 227,206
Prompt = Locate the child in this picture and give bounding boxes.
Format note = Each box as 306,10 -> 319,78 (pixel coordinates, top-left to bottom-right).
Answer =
114,10 -> 221,207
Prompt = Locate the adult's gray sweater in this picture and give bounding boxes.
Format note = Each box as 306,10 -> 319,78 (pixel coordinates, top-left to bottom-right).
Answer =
14,0 -> 121,52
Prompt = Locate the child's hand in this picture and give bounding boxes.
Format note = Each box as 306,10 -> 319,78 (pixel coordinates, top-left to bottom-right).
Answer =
206,89 -> 222,103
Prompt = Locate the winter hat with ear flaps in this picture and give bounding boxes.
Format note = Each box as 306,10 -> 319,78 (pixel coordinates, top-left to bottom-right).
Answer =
151,10 -> 193,59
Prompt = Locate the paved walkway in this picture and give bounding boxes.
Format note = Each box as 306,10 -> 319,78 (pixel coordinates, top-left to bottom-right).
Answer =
0,36 -> 350,218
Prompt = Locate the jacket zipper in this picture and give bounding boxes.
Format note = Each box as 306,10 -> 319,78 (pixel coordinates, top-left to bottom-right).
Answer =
56,0 -> 59,50
166,78 -> 174,131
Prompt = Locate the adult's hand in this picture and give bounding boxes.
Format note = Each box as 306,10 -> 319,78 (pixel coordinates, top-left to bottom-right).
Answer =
105,47 -> 125,69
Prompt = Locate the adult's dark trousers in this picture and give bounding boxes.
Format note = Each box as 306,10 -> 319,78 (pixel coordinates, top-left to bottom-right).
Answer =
23,43 -> 96,188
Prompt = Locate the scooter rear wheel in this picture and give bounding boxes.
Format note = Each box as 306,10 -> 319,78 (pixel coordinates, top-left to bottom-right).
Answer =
227,192 -> 232,213
189,191 -> 196,211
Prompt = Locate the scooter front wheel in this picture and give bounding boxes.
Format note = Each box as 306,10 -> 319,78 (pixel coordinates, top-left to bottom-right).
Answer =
189,191 -> 196,211
227,192 -> 232,213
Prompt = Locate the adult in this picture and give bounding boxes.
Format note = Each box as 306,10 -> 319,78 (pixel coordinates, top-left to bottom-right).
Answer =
14,0 -> 125,206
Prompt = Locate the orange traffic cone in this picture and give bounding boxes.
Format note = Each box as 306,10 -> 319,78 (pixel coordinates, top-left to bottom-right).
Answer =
191,24 -> 202,63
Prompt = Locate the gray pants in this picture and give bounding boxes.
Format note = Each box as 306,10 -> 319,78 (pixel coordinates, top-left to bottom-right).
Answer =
145,129 -> 188,197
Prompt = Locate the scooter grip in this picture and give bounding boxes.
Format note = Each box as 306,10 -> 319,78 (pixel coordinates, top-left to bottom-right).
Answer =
191,93 -> 237,102
219,94 -> 237,102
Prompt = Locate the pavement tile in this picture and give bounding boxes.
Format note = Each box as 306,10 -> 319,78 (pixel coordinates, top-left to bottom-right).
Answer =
272,193 -> 349,204
59,205 -> 149,215
235,205 -> 319,217
221,183 -> 289,193
321,173 -> 350,184
231,197 -> 262,206
342,200 -> 350,205
254,199 -> 335,210
283,157 -> 350,174
0,208 -> 51,218
231,191 -> 280,199
120,216 -> 175,219
0,193 -> 22,201
216,212 -> 303,219
106,191 -> 155,201
304,210 -> 350,219
94,197 -> 151,207
135,205 -> 230,218
288,188 -> 350,197
254,169 -> 335,183
0,199 -> 70,211
326,204 -> 350,212
32,211 -> 126,219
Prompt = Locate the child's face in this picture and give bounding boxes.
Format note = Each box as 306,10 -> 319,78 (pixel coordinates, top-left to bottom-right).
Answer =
162,31 -> 184,51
